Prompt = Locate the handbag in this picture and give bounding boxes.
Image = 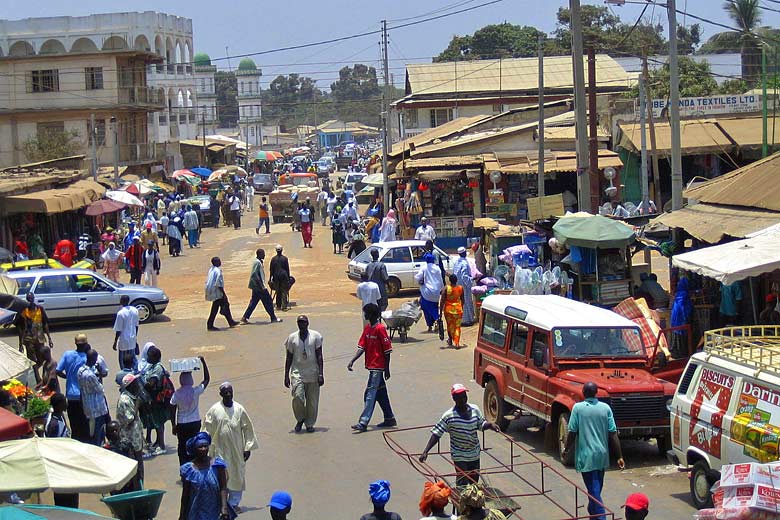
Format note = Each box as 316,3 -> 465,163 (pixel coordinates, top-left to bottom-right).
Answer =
437,318 -> 445,340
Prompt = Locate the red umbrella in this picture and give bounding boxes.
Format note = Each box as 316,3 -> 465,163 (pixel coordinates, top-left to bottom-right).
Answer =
122,183 -> 140,195
0,407 -> 32,442
171,169 -> 197,180
85,199 -> 126,216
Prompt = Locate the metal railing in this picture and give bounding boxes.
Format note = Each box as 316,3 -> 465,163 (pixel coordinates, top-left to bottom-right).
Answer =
118,86 -> 165,107
119,143 -> 166,163
704,326 -> 780,376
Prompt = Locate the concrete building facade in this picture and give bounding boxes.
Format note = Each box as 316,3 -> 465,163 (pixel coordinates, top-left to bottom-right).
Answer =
193,52 -> 218,136
236,58 -> 262,147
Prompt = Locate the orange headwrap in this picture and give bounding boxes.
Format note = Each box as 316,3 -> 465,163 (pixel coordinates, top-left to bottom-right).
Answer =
419,480 -> 452,515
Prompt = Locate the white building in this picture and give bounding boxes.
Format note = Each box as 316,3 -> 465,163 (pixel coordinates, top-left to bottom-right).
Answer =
0,11 -> 199,171
236,58 -> 262,147
193,52 -> 218,135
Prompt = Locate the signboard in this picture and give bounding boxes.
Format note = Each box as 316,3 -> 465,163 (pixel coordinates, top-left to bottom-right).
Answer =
639,94 -> 762,119
688,367 -> 736,459
728,380 -> 780,463
526,194 -> 565,221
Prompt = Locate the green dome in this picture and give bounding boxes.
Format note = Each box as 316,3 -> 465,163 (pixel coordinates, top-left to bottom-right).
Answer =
193,52 -> 211,66
238,58 -> 257,71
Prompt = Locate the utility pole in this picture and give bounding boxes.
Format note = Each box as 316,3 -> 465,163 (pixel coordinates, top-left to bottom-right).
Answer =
762,44 -> 768,158
537,34 -> 545,198
587,45 -> 599,209
90,113 -> 98,181
642,57 -> 663,211
667,0 -> 683,211
639,75 -> 650,213
570,0 -> 591,212
380,19 -> 391,212
111,116 -> 119,189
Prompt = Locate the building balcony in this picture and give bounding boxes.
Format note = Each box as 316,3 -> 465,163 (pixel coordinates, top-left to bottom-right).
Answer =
118,143 -> 166,164
118,86 -> 166,109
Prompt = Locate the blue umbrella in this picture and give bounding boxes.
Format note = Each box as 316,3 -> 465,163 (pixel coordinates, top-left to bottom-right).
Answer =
190,167 -> 212,178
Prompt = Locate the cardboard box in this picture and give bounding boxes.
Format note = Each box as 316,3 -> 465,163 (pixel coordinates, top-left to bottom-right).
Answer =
526,194 -> 565,221
169,357 -> 203,373
722,484 -> 780,513
721,463 -> 780,488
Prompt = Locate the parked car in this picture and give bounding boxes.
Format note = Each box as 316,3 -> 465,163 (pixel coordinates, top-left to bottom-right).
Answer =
668,326 -> 780,509
252,173 -> 274,193
346,240 -> 458,297
474,294 -> 677,465
188,195 -> 213,226
344,172 -> 367,193
7,268 -> 169,324
1,258 -> 95,272
316,158 -> 336,176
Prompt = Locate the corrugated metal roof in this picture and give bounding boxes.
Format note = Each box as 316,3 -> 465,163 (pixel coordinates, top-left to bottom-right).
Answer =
405,55 -> 631,97
650,203 -> 780,243
410,121 -> 538,156
389,115 -> 489,157
396,155 -> 484,173
713,116 -> 780,149
492,150 -> 623,175
544,125 -> 610,142
684,152 -> 780,211
618,119 -> 734,155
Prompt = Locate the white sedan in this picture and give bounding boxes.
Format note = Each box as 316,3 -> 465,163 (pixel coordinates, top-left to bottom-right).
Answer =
346,240 -> 458,297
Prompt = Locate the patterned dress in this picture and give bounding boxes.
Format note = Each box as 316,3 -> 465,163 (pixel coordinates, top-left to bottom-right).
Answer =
180,457 -> 229,520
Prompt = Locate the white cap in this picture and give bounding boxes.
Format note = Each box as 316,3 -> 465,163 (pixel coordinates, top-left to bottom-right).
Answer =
457,246 -> 467,254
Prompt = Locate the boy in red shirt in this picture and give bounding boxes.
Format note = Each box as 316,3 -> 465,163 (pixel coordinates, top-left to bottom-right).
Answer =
347,303 -> 396,432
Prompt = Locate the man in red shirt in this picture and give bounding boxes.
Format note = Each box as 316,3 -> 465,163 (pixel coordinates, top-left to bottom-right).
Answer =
126,236 -> 144,284
53,234 -> 77,267
347,303 -> 396,432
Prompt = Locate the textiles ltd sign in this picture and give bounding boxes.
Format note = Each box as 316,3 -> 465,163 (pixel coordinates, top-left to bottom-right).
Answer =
638,94 -> 762,118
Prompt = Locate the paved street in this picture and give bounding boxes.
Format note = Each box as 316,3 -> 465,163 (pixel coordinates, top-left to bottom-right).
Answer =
4,221 -> 697,519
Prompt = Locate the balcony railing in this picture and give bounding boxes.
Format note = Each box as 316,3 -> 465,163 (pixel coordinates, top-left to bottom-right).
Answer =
118,143 -> 166,163
118,86 -> 166,108
177,64 -> 184,75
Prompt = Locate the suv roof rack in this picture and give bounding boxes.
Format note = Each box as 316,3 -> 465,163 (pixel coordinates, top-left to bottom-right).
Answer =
704,326 -> 780,377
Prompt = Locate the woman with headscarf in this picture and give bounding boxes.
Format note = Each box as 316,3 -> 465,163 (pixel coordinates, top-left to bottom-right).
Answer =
101,242 -> 124,282
171,356 -> 210,466
167,214 -> 183,257
440,274 -> 465,349
359,479 -> 401,520
415,253 -> 444,333
419,481 -> 456,519
143,212 -> 158,233
670,276 -> 694,358
378,209 -> 398,243
179,431 -> 232,520
136,342 -> 154,375
140,345 -> 170,456
348,224 -> 367,259
331,210 -> 347,254
457,484 -> 506,520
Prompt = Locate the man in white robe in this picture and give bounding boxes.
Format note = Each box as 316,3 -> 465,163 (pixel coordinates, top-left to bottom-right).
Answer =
203,382 -> 258,511
453,247 -> 476,326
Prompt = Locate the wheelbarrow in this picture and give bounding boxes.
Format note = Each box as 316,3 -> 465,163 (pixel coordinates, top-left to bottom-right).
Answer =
101,489 -> 166,520
382,300 -> 422,343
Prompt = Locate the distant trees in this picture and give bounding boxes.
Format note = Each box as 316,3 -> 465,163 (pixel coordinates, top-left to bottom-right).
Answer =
215,71 -> 238,127
434,23 -> 546,61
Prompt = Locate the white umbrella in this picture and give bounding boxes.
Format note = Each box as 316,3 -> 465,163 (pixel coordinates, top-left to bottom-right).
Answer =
0,437 -> 138,494
106,190 -> 144,207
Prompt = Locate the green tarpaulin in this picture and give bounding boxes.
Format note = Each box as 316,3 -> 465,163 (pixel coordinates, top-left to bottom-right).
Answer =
553,214 -> 636,249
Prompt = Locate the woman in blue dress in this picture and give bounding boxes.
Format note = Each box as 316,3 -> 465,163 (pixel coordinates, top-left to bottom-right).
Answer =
179,432 -> 233,520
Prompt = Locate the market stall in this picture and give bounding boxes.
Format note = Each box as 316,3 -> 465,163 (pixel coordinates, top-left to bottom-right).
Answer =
553,214 -> 636,306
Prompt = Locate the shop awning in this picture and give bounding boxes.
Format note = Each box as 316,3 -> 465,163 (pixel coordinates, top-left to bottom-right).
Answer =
672,232 -> 780,285
713,116 -> 780,149
207,143 -> 228,152
617,119 -> 734,156
3,180 -> 106,214
490,150 -> 622,175
650,203 -> 780,243
396,155 -> 484,174
417,170 -> 465,180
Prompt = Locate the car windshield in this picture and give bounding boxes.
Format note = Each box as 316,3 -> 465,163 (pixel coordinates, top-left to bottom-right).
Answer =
346,174 -> 363,184
552,327 -> 645,358
291,176 -> 312,186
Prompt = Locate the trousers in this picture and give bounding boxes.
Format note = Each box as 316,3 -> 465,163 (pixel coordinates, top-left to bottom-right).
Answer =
231,209 -> 241,229
175,420 -> 202,466
257,217 -> 270,233
581,469 -> 606,520
242,288 -> 277,321
186,229 -> 198,247
67,399 -> 89,442
292,379 -> 320,428
359,370 -> 394,427
207,295 -> 236,328
129,268 -> 142,285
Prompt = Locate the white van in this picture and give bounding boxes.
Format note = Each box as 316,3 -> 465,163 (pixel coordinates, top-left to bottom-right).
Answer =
668,325 -> 780,509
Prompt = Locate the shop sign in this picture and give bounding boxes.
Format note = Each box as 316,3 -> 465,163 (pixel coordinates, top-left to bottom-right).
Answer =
688,367 -> 735,458
638,94 -> 761,118
527,194 -> 564,221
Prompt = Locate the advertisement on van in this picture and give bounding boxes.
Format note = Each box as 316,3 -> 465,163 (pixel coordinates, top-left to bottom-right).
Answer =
728,381 -> 780,463
688,368 -> 736,458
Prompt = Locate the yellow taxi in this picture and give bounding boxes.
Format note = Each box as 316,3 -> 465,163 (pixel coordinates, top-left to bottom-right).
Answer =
0,257 -> 96,272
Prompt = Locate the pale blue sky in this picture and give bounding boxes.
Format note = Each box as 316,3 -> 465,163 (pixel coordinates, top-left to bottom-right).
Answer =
5,0 -> 779,88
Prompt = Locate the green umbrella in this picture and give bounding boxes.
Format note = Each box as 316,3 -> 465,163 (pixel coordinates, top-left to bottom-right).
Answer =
552,214 -> 635,249
0,504 -> 114,519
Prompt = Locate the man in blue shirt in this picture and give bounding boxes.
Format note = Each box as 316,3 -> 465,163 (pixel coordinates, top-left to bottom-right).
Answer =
56,333 -> 90,442
562,382 -> 625,520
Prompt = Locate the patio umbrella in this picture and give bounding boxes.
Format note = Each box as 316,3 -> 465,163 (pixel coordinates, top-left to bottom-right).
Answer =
362,173 -> 386,187
223,165 -> 248,176
190,167 -> 213,178
255,151 -> 276,161
552,214 -> 636,249
208,169 -> 228,182
0,437 -> 138,494
105,190 -> 144,207
85,199 -> 126,216
171,169 -> 197,180
0,504 -> 115,519
119,182 -> 153,196
0,275 -> 18,296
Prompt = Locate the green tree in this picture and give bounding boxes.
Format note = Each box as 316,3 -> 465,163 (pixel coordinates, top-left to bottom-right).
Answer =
21,129 -> 81,163
718,78 -> 750,94
262,74 -> 324,130
330,64 -> 383,125
699,0 -> 764,84
215,71 -> 238,127
629,57 -> 719,98
434,23 -> 546,61
677,24 -> 702,55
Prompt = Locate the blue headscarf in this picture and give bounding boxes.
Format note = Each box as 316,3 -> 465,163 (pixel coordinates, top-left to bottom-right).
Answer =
671,277 -> 693,333
369,480 -> 391,505
186,431 -> 211,456
423,253 -> 435,264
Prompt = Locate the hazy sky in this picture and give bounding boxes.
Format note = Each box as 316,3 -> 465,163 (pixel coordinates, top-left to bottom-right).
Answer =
6,0 -> 779,88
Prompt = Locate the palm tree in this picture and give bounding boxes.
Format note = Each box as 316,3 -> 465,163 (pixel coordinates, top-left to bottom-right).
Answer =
708,0 -> 764,84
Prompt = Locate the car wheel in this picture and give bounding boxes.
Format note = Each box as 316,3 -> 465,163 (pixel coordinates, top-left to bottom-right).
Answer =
386,277 -> 400,298
690,460 -> 714,509
483,380 -> 510,431
133,299 -> 154,324
558,412 -> 575,466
